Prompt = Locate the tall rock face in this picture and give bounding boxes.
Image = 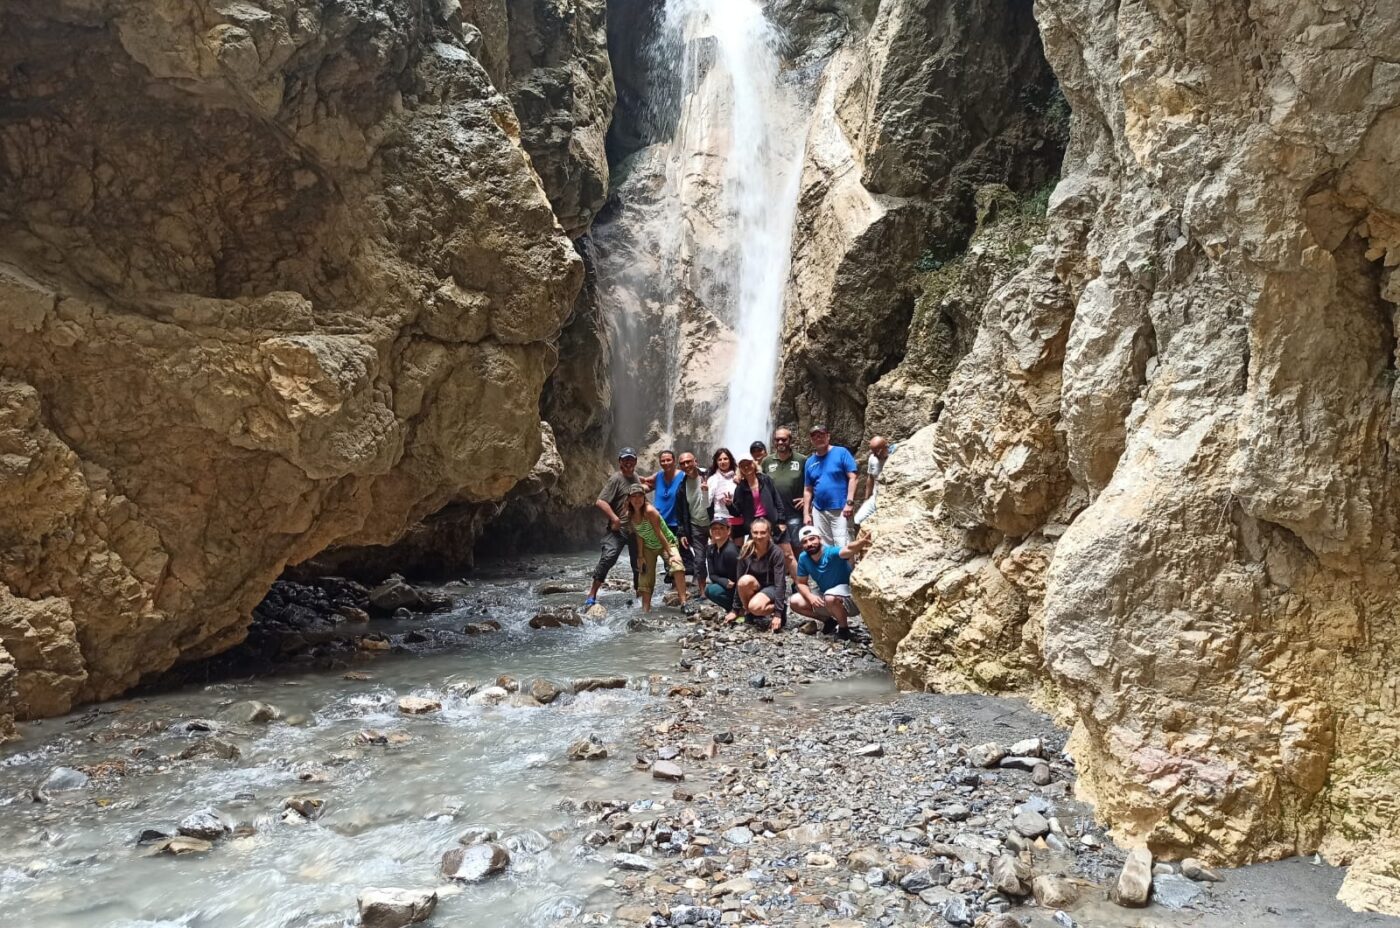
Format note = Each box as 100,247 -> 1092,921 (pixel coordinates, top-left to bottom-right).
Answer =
0,0 -> 585,729
774,0 -> 1066,446
855,0 -> 1400,914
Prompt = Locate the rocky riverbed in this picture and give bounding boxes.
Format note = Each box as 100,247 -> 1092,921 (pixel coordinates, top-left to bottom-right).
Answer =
0,556 -> 1392,928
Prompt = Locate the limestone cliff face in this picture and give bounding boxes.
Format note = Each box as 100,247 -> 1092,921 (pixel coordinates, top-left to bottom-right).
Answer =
855,0 -> 1400,913
774,0 -> 1065,445
0,0 -> 586,730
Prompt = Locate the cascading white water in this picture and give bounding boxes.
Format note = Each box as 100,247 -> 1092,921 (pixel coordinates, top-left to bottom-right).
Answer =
597,0 -> 807,455
672,0 -> 808,452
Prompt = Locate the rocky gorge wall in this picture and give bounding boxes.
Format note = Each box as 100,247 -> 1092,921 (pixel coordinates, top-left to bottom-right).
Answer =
0,0 -> 605,733
854,0 -> 1400,914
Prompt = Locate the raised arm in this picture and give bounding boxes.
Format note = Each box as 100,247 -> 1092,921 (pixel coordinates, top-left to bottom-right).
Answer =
840,532 -> 872,560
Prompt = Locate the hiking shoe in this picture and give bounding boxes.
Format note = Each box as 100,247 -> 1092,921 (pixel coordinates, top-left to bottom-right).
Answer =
836,626 -> 855,641
821,618 -> 838,636
584,596 -> 597,607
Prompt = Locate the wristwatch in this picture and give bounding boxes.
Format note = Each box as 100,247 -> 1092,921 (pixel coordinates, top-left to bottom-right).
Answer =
845,499 -> 854,506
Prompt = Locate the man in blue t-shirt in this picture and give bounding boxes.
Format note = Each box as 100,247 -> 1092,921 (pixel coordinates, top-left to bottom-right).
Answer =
790,526 -> 870,638
801,424 -> 858,547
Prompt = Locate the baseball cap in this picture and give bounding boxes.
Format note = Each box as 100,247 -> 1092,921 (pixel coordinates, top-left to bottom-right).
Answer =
749,440 -> 767,452
617,447 -> 638,460
809,424 -> 828,434
798,526 -> 821,541
626,483 -> 647,495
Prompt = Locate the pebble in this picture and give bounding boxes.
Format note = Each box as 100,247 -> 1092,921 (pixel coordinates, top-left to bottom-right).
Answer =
572,676 -> 628,693
466,686 -> 509,706
568,735 -> 608,761
177,809 -> 230,841
358,887 -> 437,928
851,743 -> 883,757
1032,763 -> 1052,785
652,760 -> 685,781
530,679 -> 563,704
397,696 -> 441,715
614,852 -> 654,871
153,835 -> 213,856
440,842 -> 510,882
967,742 -> 1006,768
1182,857 -> 1222,882
1012,810 -> 1050,838
722,826 -> 753,846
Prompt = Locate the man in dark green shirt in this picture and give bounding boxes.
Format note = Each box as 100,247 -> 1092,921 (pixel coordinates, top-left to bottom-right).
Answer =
762,427 -> 806,547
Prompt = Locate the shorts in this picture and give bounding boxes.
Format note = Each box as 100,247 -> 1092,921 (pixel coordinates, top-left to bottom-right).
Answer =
808,595 -> 858,618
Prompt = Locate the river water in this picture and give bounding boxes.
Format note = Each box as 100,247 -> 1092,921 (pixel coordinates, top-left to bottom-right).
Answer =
0,555 -> 688,928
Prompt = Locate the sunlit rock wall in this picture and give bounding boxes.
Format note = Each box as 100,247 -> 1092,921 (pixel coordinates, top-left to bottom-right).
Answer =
0,0 -> 584,727
855,0 -> 1400,913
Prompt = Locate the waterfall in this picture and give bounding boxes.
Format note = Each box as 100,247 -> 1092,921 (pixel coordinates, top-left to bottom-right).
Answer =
598,0 -> 808,457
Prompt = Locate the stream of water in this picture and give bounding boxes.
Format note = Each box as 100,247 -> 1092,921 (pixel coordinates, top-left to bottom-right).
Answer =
0,556 -> 678,928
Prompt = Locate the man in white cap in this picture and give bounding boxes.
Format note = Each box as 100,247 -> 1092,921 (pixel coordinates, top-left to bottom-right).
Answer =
585,447 -> 640,606
789,525 -> 869,639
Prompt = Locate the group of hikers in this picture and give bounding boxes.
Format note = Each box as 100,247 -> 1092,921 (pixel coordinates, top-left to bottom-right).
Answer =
584,424 -> 894,639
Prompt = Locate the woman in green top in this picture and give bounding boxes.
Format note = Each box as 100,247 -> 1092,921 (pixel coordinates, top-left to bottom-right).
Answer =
626,485 -> 688,612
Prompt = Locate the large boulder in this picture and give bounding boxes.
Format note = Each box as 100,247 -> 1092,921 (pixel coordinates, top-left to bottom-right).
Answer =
0,0 -> 582,722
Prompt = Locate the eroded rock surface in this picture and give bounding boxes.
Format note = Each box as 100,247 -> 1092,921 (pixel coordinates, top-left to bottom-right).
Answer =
0,0 -> 583,724
775,0 -> 1066,444
855,0 -> 1400,914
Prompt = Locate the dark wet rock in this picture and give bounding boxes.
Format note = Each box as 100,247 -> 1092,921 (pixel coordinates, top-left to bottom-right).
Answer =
357,887 -> 437,928
135,828 -> 171,845
998,755 -> 1042,772
942,895 -> 973,926
369,575 -> 428,614
614,852 -> 654,871
463,621 -> 502,635
219,700 -> 282,724
282,796 -> 326,821
568,734 -> 608,761
900,869 -> 937,893
529,610 -> 583,629
177,809 -> 230,840
748,673 -> 767,688
440,842 -> 510,882
40,767 -> 89,792
1153,873 -> 1205,909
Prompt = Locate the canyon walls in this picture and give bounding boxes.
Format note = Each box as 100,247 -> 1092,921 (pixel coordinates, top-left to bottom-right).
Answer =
0,0 -> 605,728
854,0 -> 1400,913
774,0 -> 1067,447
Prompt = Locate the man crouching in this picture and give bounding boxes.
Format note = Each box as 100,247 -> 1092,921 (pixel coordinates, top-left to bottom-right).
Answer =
790,526 -> 870,639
